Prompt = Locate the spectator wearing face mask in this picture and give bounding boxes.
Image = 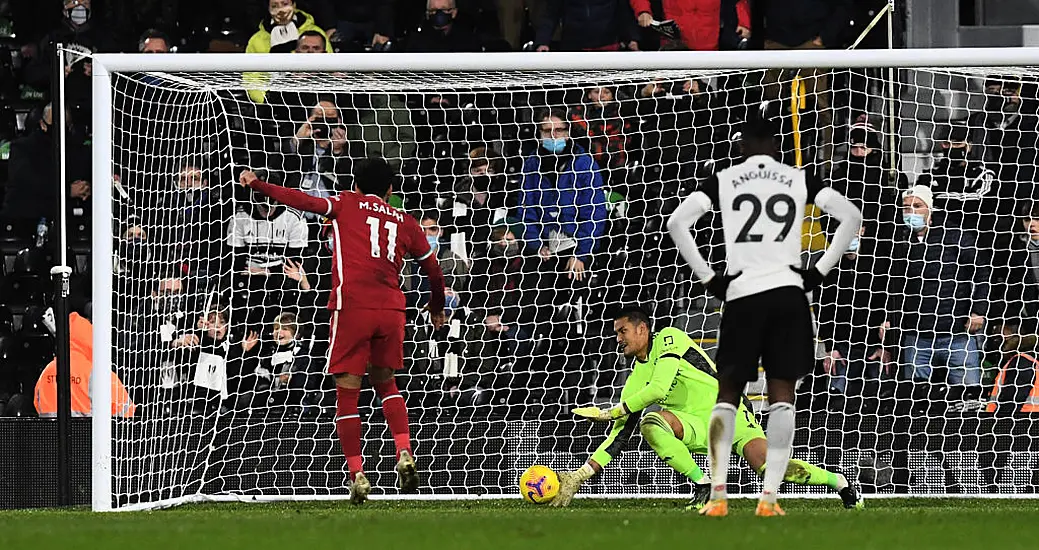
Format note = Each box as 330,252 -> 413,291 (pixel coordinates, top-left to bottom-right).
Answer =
248,0 -> 332,54
24,0 -> 115,94
828,115 -> 893,223
916,123 -> 1002,246
520,108 -> 608,291
406,0 -> 498,53
872,185 -> 990,413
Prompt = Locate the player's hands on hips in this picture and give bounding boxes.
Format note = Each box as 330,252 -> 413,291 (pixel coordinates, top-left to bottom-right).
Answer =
239,170 -> 258,187
549,470 -> 583,507
791,266 -> 824,292
704,271 -> 740,301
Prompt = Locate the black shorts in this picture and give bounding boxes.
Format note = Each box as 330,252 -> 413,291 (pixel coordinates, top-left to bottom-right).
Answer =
715,286 -> 814,385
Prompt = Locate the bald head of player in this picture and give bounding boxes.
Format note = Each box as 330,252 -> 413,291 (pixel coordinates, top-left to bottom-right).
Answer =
353,157 -> 395,201
613,306 -> 652,361
740,116 -> 779,158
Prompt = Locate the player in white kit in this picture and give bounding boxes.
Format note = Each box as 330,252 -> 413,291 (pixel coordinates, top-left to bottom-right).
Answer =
666,117 -> 862,517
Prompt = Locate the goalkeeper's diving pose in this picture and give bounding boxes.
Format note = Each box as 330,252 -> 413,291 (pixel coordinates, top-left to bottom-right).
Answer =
554,306 -> 863,510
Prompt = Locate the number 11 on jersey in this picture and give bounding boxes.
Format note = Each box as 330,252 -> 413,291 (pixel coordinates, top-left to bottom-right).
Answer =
366,216 -> 398,262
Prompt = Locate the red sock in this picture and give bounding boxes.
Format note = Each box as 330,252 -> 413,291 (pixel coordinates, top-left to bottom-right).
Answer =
373,379 -> 412,459
335,386 -> 363,480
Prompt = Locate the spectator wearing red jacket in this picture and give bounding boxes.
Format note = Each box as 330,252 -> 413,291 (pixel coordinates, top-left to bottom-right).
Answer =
630,0 -> 749,51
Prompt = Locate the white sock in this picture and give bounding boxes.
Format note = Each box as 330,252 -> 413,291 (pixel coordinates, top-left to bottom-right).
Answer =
761,402 -> 795,504
836,473 -> 849,492
708,403 -> 737,501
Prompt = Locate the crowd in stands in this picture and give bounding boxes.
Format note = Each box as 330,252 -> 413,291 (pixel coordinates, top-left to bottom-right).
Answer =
8,0 -> 1039,424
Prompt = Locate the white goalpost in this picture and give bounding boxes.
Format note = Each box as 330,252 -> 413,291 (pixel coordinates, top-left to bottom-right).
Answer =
90,48 -> 1039,511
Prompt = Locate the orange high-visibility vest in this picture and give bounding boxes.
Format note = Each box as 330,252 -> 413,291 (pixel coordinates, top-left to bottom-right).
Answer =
33,312 -> 136,417
986,353 -> 1039,413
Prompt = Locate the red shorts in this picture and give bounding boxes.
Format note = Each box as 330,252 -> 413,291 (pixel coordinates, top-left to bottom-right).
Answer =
327,309 -> 406,376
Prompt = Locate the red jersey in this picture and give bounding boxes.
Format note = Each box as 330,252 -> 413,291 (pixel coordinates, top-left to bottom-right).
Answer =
249,180 -> 440,311
325,192 -> 431,310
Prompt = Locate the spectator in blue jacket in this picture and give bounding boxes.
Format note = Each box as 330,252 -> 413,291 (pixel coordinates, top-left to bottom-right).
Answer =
519,108 -> 608,285
874,185 -> 991,412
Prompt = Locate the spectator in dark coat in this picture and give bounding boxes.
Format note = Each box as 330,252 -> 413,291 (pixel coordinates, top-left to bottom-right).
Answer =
24,0 -> 118,96
760,0 -> 851,49
0,104 -> 91,226
406,0 -> 502,53
991,203 -> 1039,338
535,0 -> 639,51
816,222 -> 889,407
331,0 -> 396,50
568,86 -> 636,186
875,186 -> 990,409
972,75 -> 1039,202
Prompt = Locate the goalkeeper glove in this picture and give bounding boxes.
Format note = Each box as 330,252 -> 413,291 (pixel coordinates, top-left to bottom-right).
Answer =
703,271 -> 741,301
685,481 -> 712,511
572,405 -> 626,422
549,463 -> 596,508
790,266 -> 825,293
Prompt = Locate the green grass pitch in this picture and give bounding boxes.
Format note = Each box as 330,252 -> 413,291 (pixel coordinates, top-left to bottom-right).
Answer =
4,499 -> 1039,550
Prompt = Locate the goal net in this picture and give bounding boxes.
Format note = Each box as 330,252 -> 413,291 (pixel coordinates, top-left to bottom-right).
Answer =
89,51 -> 1039,511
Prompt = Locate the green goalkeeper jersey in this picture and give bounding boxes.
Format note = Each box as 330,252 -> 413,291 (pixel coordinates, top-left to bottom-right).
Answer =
590,327 -> 722,467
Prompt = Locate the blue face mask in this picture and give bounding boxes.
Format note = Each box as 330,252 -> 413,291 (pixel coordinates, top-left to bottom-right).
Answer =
846,237 -> 860,253
903,213 -> 927,231
426,235 -> 439,251
541,137 -> 567,154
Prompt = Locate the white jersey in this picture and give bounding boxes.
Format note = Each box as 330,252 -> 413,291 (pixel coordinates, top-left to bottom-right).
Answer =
711,155 -> 812,299
667,154 -> 861,303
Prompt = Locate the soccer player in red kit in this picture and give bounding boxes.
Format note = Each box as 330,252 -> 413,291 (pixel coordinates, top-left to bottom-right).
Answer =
240,159 -> 446,504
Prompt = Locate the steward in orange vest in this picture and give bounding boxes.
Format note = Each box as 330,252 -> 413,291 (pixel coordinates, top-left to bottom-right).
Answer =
987,352 -> 1039,415
34,312 -> 136,417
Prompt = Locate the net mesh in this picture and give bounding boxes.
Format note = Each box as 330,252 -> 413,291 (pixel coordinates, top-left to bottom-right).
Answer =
105,63 -> 1039,508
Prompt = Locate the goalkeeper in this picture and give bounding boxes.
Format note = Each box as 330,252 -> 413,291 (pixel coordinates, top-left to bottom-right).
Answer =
554,306 -> 863,510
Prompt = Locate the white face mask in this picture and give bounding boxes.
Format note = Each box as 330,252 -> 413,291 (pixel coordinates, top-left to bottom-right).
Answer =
68,5 -> 89,26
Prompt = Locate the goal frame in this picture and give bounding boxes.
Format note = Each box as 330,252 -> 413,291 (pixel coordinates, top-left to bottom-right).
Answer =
89,47 -> 1039,512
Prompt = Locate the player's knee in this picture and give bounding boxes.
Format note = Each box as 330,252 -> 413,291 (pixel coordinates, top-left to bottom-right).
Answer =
368,366 -> 395,385
335,373 -> 363,389
639,412 -> 675,442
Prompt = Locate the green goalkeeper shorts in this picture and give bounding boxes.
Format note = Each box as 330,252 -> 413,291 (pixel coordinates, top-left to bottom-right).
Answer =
667,405 -> 766,457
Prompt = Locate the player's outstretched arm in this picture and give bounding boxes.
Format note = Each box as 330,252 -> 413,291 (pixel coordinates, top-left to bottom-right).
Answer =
239,169 -> 335,217
551,413 -> 639,507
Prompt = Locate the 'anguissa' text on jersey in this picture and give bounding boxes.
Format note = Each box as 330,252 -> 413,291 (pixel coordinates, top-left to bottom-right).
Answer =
732,169 -> 794,188
358,199 -> 405,222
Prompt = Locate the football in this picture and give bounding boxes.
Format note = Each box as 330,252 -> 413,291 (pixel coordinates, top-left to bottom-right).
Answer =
519,465 -> 559,504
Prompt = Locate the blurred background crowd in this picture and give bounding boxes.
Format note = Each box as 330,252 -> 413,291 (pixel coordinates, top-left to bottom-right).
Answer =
7,0 -> 1039,425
